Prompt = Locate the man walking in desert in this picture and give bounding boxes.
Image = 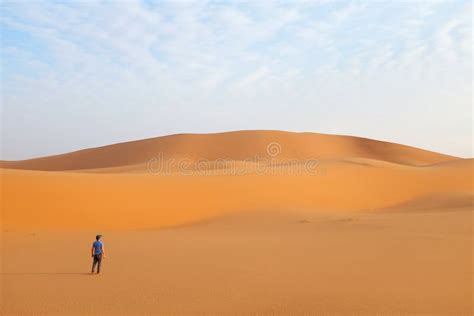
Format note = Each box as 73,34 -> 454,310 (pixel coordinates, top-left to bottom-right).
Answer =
91,234 -> 105,274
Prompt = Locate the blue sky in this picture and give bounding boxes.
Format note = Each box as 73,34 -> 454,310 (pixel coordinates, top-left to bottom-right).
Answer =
1,0 -> 472,159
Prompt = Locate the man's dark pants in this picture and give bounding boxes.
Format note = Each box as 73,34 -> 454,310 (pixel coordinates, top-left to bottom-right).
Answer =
91,254 -> 102,273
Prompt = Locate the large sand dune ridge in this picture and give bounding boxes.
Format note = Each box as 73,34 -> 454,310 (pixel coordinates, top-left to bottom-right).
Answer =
1,130 -> 471,231
0,130 -> 458,171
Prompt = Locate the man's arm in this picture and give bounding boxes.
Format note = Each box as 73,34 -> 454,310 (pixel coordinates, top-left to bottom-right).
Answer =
91,246 -> 94,257
102,245 -> 106,258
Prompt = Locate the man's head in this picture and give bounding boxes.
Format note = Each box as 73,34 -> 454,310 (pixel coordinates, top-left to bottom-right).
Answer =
96,234 -> 102,241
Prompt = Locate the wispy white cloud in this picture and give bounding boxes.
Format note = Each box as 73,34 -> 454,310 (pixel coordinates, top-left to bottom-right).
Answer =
1,0 -> 471,159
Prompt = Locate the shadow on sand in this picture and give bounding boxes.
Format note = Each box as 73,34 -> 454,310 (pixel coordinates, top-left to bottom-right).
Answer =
2,272 -> 94,275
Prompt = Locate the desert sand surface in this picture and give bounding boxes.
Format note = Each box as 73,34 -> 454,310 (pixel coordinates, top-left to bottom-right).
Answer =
1,130 -> 473,315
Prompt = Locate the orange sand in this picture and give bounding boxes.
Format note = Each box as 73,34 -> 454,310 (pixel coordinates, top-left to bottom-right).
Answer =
1,130 -> 473,315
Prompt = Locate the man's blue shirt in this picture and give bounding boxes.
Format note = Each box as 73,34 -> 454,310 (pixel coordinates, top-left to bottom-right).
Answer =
92,241 -> 103,255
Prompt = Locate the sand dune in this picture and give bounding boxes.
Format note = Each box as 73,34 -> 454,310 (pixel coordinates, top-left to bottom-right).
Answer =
2,157 -> 472,231
1,131 -> 472,231
0,130 -> 458,171
1,130 -> 472,315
